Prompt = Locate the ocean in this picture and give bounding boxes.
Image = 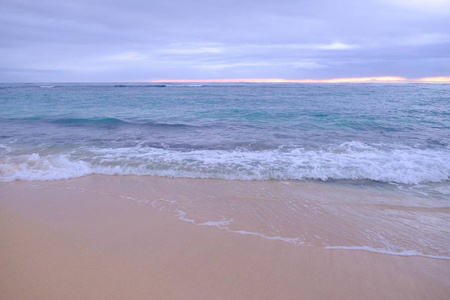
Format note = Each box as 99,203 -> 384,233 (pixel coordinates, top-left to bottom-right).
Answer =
1,82 -> 449,259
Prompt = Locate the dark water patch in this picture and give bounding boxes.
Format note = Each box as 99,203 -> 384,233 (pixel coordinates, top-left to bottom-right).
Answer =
113,84 -> 166,88
426,138 -> 448,147
1,116 -> 43,122
50,117 -> 129,127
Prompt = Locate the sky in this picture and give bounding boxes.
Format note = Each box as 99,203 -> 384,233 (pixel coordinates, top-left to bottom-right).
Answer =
1,0 -> 449,82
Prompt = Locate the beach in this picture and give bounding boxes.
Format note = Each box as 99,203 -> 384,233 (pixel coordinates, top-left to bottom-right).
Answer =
1,83 -> 449,298
1,175 -> 449,300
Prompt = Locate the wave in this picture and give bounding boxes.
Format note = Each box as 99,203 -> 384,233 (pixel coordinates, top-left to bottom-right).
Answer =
51,117 -> 128,125
51,117 -> 194,129
166,84 -> 204,87
1,142 -> 449,184
3,117 -> 195,129
0,153 -> 92,181
141,121 -> 194,128
113,84 -> 166,88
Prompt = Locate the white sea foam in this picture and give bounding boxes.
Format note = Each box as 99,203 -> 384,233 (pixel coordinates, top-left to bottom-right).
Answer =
175,208 -> 304,244
175,207 -> 449,259
325,246 -> 450,260
1,142 -> 449,184
164,199 -> 447,259
90,141 -> 450,184
0,153 -> 91,182
0,144 -> 13,154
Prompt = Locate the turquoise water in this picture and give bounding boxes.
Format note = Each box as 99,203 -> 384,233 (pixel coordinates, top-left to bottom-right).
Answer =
1,82 -> 449,185
1,82 -> 449,259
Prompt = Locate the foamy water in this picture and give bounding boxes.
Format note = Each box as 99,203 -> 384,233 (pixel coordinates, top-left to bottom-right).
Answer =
1,142 -> 449,185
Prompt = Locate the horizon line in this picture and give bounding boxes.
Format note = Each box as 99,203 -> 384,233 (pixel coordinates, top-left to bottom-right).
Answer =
149,76 -> 450,84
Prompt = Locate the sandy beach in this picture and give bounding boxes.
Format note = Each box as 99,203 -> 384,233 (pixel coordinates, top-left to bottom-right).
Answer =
1,175 -> 449,300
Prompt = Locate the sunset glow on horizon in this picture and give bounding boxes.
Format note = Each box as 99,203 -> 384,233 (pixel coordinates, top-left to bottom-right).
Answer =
415,76 -> 450,83
150,76 -> 450,84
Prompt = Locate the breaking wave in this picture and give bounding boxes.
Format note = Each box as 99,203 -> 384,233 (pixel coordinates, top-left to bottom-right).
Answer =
1,142 -> 449,184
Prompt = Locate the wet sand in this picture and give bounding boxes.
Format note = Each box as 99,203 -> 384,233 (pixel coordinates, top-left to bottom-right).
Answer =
1,175 -> 449,299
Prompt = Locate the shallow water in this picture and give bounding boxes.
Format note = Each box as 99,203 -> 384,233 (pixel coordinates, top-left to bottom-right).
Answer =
145,178 -> 450,259
11,175 -> 449,260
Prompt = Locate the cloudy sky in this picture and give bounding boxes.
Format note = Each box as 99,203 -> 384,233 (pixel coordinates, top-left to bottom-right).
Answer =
1,0 -> 449,82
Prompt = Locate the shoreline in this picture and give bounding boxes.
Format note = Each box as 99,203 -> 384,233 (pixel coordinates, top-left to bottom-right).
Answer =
1,175 -> 449,299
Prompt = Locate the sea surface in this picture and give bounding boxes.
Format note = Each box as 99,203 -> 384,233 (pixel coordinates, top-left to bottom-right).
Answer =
1,82 -> 449,258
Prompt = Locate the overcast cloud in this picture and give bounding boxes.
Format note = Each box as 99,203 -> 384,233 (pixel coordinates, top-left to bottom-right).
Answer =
1,0 -> 449,82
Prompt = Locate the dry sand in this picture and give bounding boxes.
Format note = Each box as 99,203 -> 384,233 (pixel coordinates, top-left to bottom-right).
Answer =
1,175 -> 449,299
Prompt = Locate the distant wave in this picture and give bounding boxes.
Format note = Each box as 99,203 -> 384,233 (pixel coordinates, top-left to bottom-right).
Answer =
51,117 -> 128,125
3,117 -> 195,129
113,84 -> 166,88
141,121 -> 194,128
166,84 -> 204,87
50,117 -> 194,129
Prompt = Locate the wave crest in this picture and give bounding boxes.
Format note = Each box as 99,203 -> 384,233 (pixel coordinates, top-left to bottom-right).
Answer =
1,142 -> 449,184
